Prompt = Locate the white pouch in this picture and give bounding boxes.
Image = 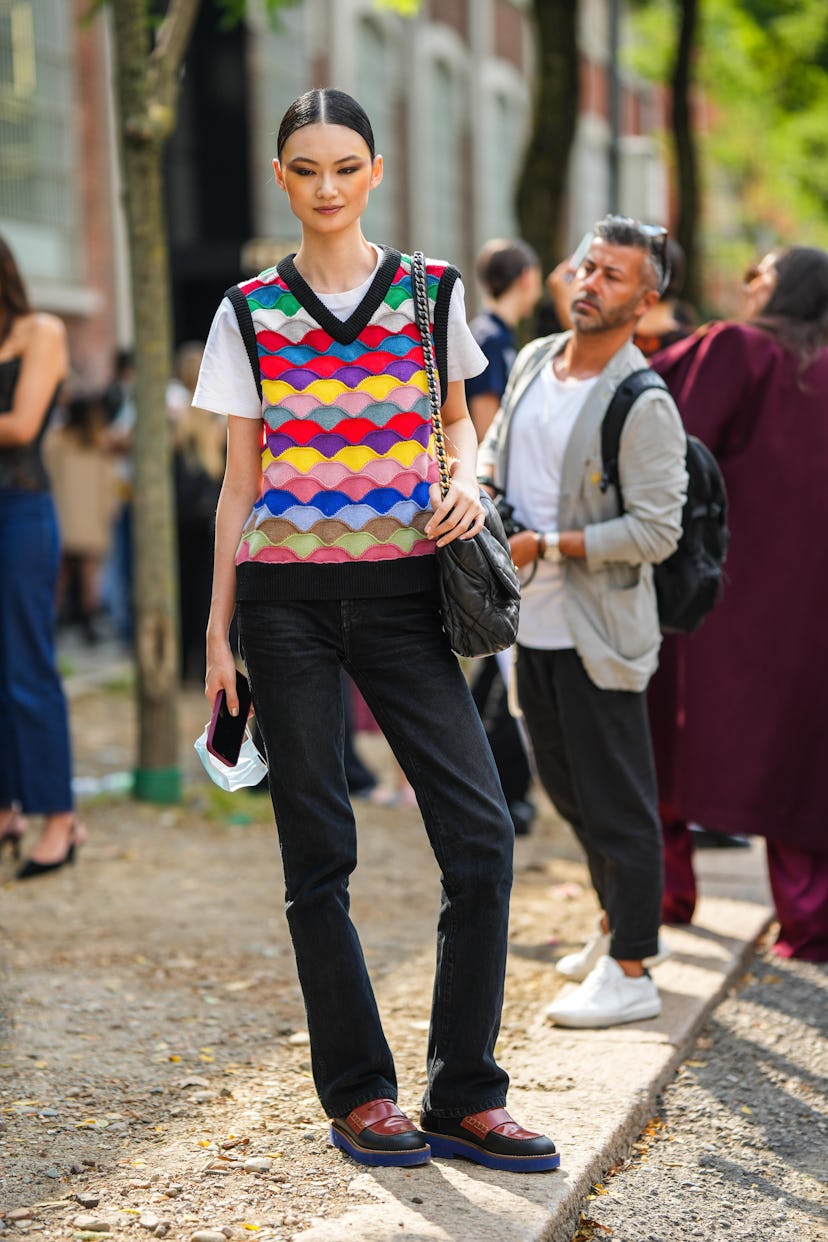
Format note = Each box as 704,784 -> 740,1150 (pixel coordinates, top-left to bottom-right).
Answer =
194,725 -> 268,792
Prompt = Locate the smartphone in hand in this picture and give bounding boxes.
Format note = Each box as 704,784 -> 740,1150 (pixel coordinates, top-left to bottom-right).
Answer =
206,669 -> 252,767
570,230 -> 594,271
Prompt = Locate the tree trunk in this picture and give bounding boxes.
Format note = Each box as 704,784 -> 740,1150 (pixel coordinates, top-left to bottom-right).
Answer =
672,0 -> 700,305
110,0 -> 201,802
515,0 -> 580,274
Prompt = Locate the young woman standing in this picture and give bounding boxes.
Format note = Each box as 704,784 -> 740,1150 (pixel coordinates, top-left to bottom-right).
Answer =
0,235 -> 85,877
195,90 -> 558,1172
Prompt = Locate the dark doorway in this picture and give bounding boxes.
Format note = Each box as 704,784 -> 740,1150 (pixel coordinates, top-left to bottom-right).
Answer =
164,0 -> 252,346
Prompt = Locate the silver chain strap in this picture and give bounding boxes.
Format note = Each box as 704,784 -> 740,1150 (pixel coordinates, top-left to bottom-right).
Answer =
411,250 -> 451,500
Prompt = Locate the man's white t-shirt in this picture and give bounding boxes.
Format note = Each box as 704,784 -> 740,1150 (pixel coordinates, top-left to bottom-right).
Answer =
194,244 -> 486,417
506,366 -> 598,649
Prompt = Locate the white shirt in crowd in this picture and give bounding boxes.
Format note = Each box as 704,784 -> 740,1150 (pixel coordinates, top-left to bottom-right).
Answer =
506,366 -> 598,650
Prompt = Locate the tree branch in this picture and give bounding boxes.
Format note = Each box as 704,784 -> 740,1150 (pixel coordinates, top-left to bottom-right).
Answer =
151,0 -> 202,79
146,0 -> 202,137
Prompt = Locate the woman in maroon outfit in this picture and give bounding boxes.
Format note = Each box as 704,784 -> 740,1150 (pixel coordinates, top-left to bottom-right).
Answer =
650,246 -> 828,962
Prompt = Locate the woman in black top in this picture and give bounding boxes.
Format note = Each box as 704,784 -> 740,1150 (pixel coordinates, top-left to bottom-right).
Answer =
0,235 -> 84,877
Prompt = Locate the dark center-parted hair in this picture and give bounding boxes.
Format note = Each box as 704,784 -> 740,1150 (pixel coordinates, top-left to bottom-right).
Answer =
277,89 -> 375,161
593,216 -> 668,295
753,245 -> 828,367
0,234 -> 31,348
475,239 -> 540,300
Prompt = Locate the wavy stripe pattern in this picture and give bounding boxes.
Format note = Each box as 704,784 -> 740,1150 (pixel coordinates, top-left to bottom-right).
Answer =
235,257 -> 445,567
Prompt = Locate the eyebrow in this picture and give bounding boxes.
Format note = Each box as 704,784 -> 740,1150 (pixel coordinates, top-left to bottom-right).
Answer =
286,155 -> 366,167
585,258 -> 626,277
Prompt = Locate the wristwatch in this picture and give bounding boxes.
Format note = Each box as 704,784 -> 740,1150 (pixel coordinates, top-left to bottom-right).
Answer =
539,531 -> 562,562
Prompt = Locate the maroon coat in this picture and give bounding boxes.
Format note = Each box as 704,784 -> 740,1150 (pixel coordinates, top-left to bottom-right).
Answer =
649,322 -> 828,853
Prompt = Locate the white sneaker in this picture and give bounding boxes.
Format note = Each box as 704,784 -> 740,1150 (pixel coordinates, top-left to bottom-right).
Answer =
545,956 -> 661,1028
644,936 -> 671,971
556,928 -> 671,982
555,925 -> 609,981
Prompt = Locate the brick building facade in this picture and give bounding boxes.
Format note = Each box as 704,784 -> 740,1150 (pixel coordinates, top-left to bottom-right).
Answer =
0,0 -> 669,382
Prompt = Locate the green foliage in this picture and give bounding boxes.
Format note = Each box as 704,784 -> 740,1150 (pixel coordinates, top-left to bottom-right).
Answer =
375,0 -> 420,13
628,0 -> 828,290
214,0 -> 300,31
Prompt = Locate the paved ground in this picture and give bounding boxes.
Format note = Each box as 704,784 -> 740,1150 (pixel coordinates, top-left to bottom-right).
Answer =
0,635 -> 813,1241
572,947 -> 827,1242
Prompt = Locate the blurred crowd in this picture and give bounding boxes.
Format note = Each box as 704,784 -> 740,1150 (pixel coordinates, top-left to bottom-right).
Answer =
3,218 -> 827,964
45,340 -> 224,681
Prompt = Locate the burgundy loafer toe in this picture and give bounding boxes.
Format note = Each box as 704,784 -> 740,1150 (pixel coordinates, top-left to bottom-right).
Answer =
330,1098 -> 431,1167
420,1107 -> 560,1172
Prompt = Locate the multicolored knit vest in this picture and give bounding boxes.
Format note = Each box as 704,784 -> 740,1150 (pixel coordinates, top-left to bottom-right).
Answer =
231,247 -> 458,601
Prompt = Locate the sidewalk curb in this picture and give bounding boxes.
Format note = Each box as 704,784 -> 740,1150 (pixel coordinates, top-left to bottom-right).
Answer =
293,895 -> 773,1242
535,906 -> 774,1242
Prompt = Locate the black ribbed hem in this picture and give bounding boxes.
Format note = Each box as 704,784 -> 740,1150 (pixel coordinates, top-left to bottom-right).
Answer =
433,264 -> 459,404
236,556 -> 438,601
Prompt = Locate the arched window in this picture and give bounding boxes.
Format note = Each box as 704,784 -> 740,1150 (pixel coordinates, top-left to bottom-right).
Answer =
254,2 -> 310,244
0,0 -> 80,282
356,15 -> 398,245
429,58 -> 461,260
488,91 -> 519,238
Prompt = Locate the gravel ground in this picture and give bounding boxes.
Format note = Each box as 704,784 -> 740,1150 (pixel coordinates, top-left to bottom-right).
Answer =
572,944 -> 828,1242
0,679 -> 595,1241
3,656 -> 823,1242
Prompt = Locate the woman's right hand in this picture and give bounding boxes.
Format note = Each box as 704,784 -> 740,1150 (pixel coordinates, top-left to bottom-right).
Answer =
205,636 -> 240,714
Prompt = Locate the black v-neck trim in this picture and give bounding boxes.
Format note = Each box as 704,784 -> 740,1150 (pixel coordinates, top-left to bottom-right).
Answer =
276,246 -> 402,345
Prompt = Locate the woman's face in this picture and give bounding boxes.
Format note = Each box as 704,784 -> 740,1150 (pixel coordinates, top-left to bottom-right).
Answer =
274,123 -> 382,235
742,254 -> 777,318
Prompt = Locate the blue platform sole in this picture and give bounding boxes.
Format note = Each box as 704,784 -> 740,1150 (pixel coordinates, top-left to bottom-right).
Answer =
329,1124 -> 431,1167
422,1131 -> 561,1172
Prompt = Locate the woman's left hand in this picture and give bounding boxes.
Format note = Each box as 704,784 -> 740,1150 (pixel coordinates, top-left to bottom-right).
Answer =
426,469 -> 485,547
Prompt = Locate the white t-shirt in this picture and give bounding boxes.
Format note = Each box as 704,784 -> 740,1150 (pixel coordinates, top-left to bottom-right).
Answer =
506,366 -> 598,649
194,244 -> 486,418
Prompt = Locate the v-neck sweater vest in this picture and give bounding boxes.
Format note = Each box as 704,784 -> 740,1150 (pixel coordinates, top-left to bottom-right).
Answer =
234,248 -> 459,601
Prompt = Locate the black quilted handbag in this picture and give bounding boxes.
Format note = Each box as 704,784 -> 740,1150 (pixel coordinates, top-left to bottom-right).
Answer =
411,251 -> 520,658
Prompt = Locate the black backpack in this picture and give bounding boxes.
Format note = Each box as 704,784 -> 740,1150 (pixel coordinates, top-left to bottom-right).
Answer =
600,369 -> 728,634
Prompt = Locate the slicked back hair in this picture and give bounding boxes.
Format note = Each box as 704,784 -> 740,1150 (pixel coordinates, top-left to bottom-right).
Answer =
277,89 -> 375,161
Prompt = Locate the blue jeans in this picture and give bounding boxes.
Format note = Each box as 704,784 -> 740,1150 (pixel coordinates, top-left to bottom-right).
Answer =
0,492 -> 73,813
238,591 -> 513,1119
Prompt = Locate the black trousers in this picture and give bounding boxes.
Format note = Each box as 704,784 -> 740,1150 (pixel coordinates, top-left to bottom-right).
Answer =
238,592 -> 512,1119
470,656 -> 532,805
516,645 -> 662,961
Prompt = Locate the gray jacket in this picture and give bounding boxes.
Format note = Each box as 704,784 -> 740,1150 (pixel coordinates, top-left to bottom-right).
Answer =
479,332 -> 688,692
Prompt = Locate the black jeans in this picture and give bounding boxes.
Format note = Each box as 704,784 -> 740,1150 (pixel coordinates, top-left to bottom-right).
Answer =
238,591 -> 513,1119
516,645 -> 662,961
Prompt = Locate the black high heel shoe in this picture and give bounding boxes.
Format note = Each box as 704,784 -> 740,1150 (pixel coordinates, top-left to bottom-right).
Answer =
16,820 -> 86,880
0,812 -> 25,861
